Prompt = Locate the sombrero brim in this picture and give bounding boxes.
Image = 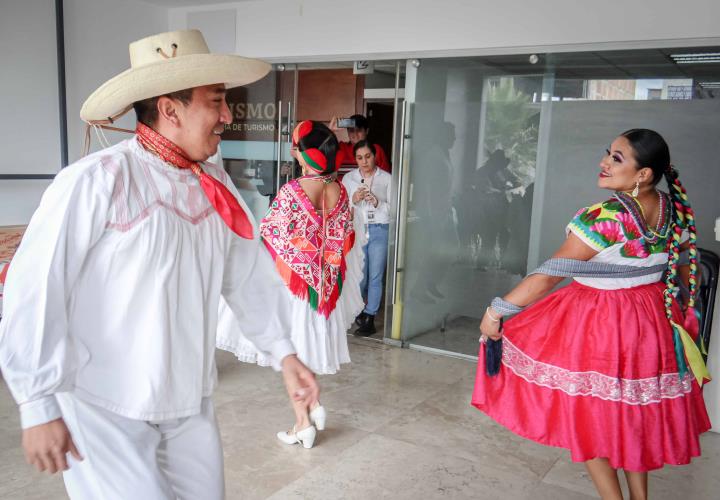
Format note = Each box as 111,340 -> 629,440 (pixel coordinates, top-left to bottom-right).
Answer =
80,54 -> 271,122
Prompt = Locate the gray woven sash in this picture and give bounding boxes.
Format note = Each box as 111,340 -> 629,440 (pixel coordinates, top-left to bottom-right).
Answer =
529,258 -> 667,279
491,258 -> 667,317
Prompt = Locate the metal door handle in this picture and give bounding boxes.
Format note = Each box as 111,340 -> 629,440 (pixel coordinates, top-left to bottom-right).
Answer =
392,100 -> 410,304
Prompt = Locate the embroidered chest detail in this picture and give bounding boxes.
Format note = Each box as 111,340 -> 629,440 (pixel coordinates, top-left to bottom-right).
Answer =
105,160 -> 217,232
573,196 -> 672,259
613,191 -> 672,244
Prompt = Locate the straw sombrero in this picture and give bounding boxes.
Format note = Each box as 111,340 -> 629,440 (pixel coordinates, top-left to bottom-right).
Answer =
80,29 -> 270,123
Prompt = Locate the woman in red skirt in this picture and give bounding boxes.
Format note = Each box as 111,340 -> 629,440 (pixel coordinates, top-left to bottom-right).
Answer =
473,129 -> 711,500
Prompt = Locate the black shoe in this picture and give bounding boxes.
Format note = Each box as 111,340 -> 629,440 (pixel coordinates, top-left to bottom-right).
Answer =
355,312 -> 368,327
354,314 -> 376,336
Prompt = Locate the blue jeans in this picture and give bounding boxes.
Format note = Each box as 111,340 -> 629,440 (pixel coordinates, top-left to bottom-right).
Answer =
360,223 -> 389,316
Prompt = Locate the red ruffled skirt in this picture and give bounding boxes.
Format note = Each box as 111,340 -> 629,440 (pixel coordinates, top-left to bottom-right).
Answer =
472,281 -> 711,472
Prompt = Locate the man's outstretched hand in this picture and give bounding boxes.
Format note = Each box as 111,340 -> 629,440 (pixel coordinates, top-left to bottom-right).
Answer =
22,418 -> 83,474
281,354 -> 319,405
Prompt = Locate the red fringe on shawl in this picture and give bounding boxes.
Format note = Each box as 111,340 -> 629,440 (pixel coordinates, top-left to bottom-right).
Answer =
262,230 -> 355,319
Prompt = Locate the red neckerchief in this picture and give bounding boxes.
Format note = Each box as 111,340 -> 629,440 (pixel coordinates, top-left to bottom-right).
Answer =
136,122 -> 253,239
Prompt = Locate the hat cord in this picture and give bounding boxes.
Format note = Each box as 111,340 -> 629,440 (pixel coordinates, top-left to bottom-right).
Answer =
156,43 -> 178,59
82,105 -> 135,156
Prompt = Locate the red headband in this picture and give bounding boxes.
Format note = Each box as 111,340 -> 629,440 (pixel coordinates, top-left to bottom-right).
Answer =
292,120 -> 313,147
292,120 -> 337,175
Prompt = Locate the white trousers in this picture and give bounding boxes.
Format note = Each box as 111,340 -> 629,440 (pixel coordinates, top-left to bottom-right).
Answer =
57,393 -> 225,500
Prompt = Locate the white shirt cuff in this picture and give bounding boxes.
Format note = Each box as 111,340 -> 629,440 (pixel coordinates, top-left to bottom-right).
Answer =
268,339 -> 297,371
20,395 -> 62,429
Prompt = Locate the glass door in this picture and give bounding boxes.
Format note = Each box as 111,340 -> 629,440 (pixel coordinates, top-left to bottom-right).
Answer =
391,48 -> 720,359
220,65 -> 297,221
391,58 -> 543,357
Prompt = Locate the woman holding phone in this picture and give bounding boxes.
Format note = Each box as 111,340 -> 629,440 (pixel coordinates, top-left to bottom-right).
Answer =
342,140 -> 392,335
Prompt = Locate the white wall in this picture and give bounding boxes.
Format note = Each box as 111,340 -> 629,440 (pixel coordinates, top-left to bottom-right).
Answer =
0,0 -> 62,225
64,0 -> 169,163
0,0 -> 169,225
0,0 -> 61,174
169,0 -> 720,61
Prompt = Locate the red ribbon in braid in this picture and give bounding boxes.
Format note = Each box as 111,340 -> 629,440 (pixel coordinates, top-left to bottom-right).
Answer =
136,122 -> 253,239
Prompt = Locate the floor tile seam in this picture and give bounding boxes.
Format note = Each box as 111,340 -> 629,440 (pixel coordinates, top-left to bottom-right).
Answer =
539,464 -> 602,499
312,378 -> 452,403
347,337 -> 392,351
259,430 -> 382,499
322,368 -> 468,394
211,396 -> 293,415
370,424 -> 559,484
361,430 -> 555,490
371,395 -> 569,481
366,392 -> 474,449
538,453 -> 565,483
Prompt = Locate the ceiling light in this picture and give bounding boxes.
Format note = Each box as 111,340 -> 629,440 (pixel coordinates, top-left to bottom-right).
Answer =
671,52 -> 720,64
699,81 -> 720,88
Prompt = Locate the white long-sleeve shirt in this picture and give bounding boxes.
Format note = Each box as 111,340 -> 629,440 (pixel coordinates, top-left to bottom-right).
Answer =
341,167 -> 392,225
0,137 -> 295,429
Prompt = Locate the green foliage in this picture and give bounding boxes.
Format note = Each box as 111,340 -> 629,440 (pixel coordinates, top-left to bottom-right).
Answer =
483,78 -> 540,186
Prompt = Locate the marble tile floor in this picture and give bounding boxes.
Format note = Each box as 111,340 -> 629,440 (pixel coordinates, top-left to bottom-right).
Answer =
1,338 -> 719,499
409,315 -> 483,357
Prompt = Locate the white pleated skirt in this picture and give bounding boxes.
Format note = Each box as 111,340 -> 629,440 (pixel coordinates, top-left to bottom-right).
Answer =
216,230 -> 365,375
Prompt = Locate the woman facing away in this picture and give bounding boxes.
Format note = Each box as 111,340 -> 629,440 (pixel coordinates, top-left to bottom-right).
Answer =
217,121 -> 365,449
473,129 -> 711,500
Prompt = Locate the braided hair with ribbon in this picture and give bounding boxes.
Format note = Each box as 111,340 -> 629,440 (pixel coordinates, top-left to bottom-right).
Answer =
620,129 -> 708,385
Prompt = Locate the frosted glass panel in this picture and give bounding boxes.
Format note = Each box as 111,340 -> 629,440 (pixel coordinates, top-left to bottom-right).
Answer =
398,48 -> 720,357
401,61 -> 541,353
534,100 -> 720,263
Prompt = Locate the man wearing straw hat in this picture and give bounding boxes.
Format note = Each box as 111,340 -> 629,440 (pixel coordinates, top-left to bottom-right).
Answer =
0,30 -> 317,499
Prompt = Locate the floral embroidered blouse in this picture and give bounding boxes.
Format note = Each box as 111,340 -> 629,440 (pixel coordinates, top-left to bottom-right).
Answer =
566,191 -> 678,290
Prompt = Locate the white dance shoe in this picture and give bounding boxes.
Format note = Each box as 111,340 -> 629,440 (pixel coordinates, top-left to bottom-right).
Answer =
309,404 -> 327,431
277,425 -> 317,449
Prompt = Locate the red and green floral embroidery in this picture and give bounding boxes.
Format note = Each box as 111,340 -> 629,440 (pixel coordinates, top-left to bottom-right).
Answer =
260,180 -> 355,318
568,196 -> 671,258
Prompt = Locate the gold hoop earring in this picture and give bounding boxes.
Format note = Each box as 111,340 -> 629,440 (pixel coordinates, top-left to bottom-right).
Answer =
631,180 -> 640,198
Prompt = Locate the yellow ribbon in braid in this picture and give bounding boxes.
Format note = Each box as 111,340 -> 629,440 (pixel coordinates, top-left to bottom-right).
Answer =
666,175 -> 709,385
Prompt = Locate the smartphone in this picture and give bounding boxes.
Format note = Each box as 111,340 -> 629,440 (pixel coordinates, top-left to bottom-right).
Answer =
336,118 -> 356,128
